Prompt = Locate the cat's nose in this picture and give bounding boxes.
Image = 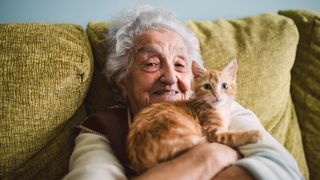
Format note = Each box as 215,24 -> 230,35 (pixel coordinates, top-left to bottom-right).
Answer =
212,95 -> 221,102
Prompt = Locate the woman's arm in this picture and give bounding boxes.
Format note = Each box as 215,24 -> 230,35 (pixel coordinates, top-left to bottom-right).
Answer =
64,132 -> 239,180
135,142 -> 240,180
213,165 -> 255,180
65,132 -> 241,180
63,132 -> 127,180
226,101 -> 304,180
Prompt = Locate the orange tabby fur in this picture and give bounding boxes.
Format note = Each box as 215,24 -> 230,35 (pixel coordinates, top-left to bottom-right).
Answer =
127,60 -> 263,173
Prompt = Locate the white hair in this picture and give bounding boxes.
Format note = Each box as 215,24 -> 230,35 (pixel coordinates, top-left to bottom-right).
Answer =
104,4 -> 203,96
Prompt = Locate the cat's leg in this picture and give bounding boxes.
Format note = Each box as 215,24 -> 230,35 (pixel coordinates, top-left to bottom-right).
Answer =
201,112 -> 228,142
215,130 -> 264,147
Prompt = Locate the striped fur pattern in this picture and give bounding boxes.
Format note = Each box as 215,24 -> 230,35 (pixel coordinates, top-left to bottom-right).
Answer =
127,60 -> 263,173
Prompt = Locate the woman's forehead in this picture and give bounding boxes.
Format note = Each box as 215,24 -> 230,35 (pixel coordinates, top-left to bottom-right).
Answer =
133,29 -> 188,54
135,28 -> 186,45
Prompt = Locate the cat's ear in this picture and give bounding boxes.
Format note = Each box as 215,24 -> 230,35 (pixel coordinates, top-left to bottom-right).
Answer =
223,59 -> 238,81
192,61 -> 207,78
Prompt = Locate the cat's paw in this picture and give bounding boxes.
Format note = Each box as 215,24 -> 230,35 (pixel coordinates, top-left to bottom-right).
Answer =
203,127 -> 220,142
202,122 -> 226,142
236,130 -> 265,145
205,130 -> 217,142
249,130 -> 265,143
212,130 -> 265,147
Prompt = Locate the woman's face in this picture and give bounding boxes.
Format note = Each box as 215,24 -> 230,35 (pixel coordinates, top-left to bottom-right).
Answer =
119,28 -> 194,114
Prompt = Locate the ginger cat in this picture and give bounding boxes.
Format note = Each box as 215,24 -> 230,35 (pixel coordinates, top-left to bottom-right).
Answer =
127,59 -> 263,173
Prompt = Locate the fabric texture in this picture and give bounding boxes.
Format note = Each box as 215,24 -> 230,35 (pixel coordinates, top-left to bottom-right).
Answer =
229,101 -> 304,180
85,22 -> 115,113
0,23 -> 93,179
279,10 -> 320,180
85,13 -> 309,178
79,108 -> 133,176
63,133 -> 127,180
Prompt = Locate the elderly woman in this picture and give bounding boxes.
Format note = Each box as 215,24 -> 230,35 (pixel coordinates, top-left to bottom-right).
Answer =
64,5 -> 303,180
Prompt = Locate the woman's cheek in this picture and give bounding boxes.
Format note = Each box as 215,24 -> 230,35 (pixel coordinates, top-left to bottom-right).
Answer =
179,76 -> 192,92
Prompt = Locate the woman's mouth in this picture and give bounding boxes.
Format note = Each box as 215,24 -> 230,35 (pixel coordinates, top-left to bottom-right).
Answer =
150,89 -> 181,103
153,89 -> 179,95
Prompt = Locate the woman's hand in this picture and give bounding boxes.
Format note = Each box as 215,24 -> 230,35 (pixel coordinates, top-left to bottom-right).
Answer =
134,142 -> 240,180
197,142 -> 241,177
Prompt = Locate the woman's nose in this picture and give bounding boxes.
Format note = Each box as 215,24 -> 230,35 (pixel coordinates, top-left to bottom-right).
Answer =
160,65 -> 177,85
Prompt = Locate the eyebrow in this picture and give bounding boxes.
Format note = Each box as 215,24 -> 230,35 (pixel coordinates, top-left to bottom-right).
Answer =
136,46 -> 159,54
136,45 -> 187,54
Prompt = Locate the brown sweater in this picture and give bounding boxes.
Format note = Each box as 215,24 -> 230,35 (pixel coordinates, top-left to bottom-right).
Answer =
78,108 -> 137,177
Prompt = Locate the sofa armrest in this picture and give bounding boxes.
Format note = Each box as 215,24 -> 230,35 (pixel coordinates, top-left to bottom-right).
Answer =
0,23 -> 93,179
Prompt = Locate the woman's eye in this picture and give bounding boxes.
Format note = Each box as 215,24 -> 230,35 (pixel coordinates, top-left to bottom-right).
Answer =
174,58 -> 187,71
143,62 -> 160,71
145,62 -> 159,67
143,57 -> 160,70
203,83 -> 212,90
221,82 -> 228,90
175,63 -> 186,72
175,63 -> 185,68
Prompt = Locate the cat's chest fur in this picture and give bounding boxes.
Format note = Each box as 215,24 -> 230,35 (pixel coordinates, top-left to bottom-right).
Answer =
186,98 -> 232,128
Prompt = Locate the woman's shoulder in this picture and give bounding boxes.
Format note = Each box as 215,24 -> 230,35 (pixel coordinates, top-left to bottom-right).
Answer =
78,105 -> 129,136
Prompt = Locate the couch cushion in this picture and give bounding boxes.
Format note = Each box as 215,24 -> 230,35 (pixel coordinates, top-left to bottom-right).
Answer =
279,10 -> 320,180
86,13 -> 308,178
0,23 -> 93,179
187,14 -> 308,179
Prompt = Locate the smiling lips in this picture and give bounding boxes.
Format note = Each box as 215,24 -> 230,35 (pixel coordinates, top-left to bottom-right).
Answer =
153,89 -> 179,95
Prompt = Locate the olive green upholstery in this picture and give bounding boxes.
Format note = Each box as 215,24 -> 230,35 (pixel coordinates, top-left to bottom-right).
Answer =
279,10 -> 320,180
0,23 -> 93,179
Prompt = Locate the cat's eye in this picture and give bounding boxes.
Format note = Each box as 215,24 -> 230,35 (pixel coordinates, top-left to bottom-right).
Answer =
221,82 -> 228,90
203,83 -> 212,90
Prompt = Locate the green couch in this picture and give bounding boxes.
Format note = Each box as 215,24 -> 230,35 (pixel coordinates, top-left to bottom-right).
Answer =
0,9 -> 319,180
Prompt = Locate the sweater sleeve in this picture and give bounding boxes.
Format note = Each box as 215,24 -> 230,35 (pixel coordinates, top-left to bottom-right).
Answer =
230,101 -> 304,180
63,132 -> 127,180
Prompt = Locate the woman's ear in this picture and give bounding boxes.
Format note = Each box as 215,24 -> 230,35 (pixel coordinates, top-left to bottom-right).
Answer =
192,61 -> 206,79
116,78 -> 128,97
222,59 -> 238,81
